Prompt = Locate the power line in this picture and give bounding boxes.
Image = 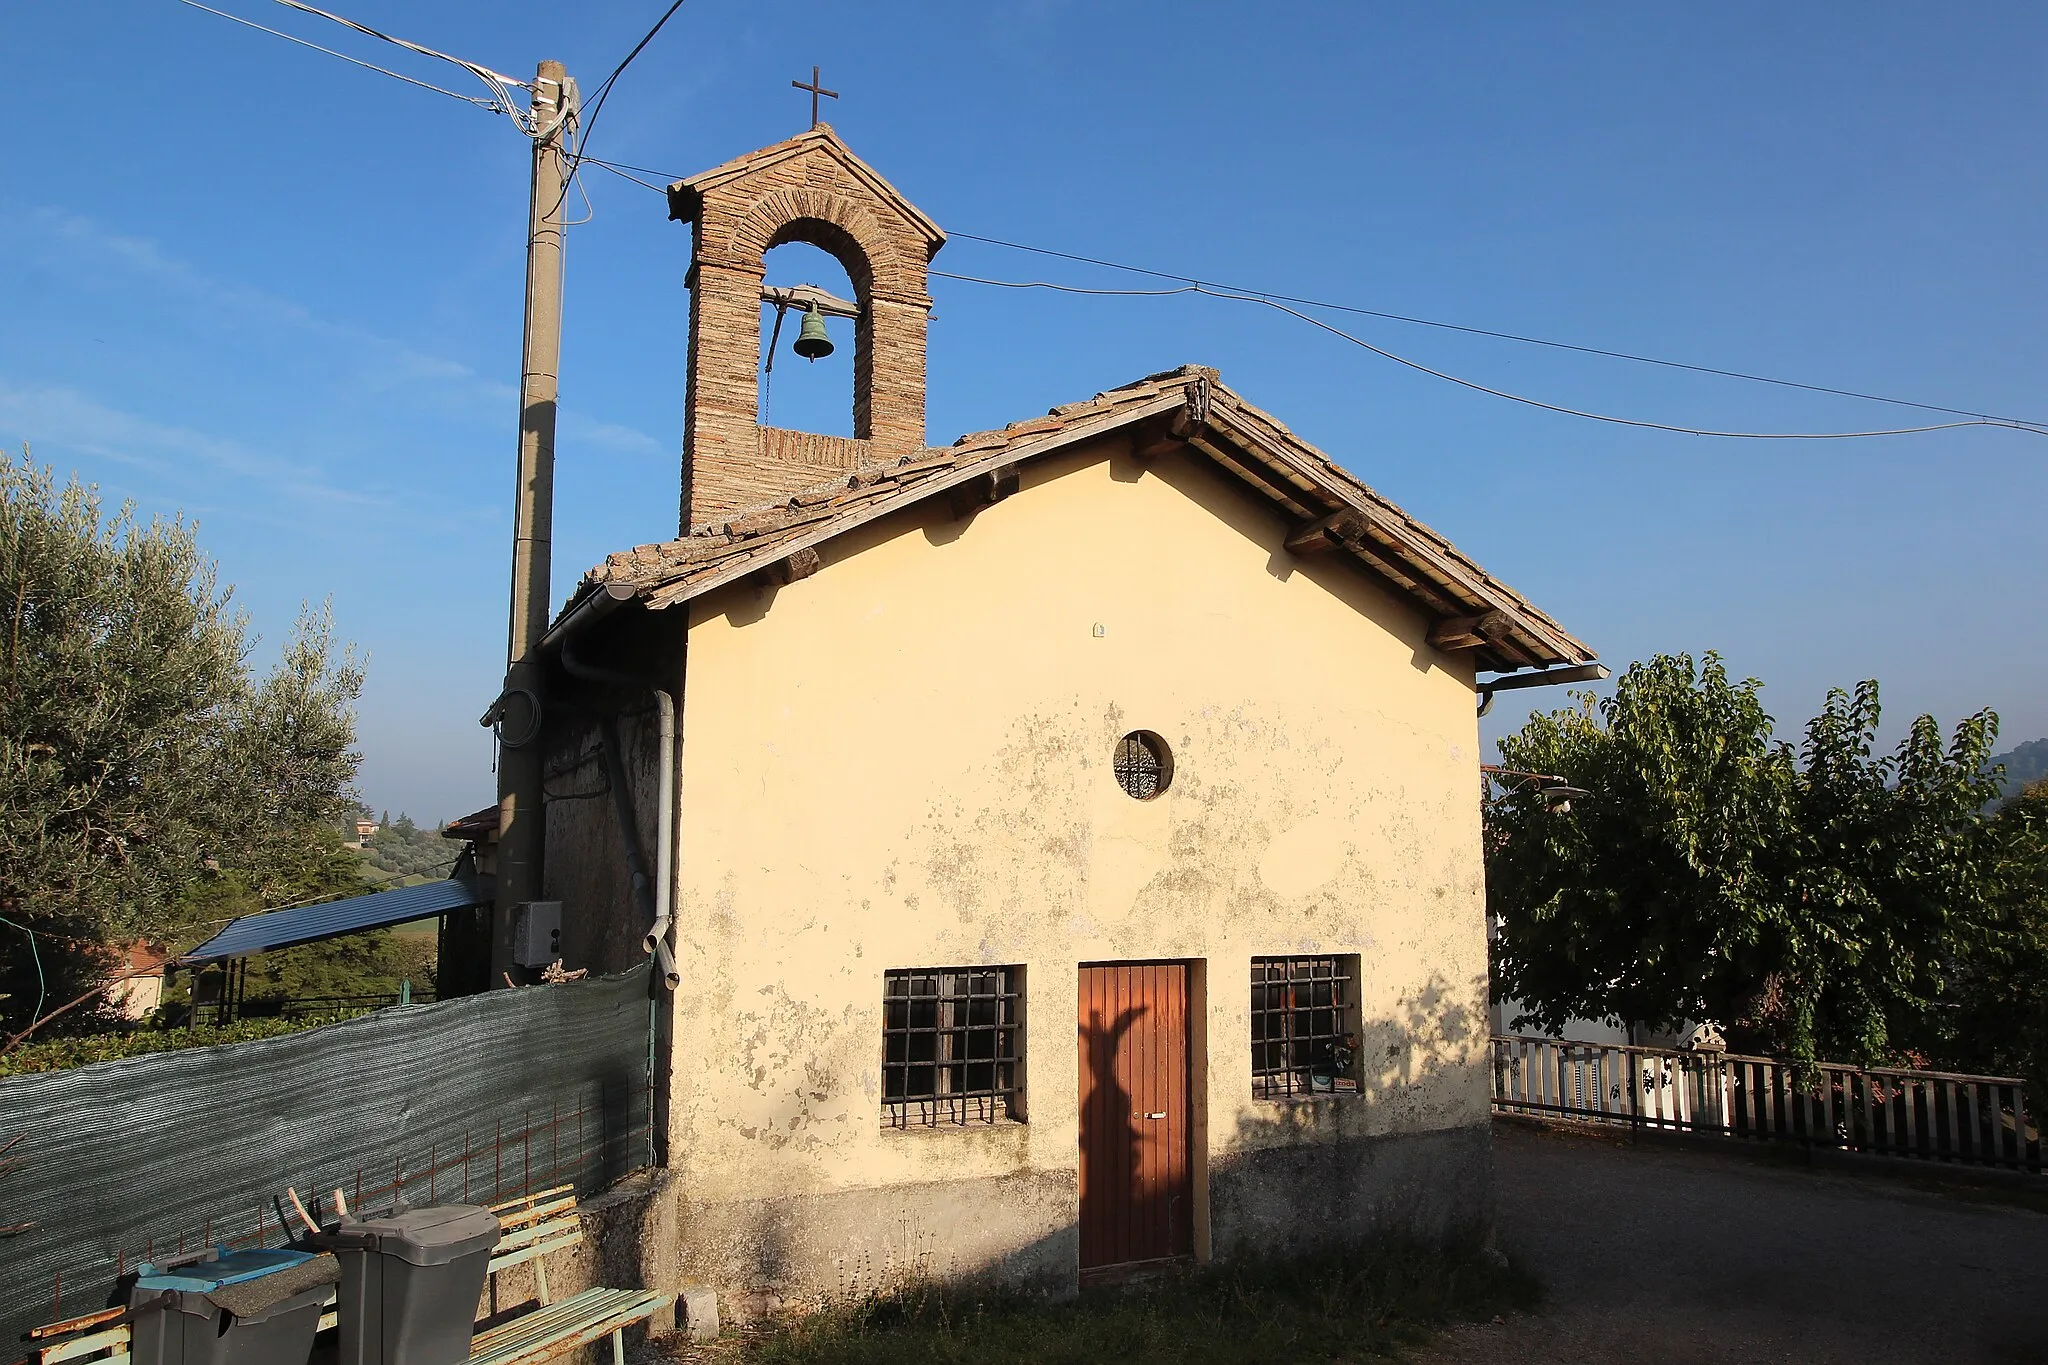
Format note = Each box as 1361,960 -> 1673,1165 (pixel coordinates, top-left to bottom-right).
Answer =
148,9 -> 2048,435
543,2 -> 692,225
583,156 -> 680,186
573,157 -> 2048,434
170,0 -> 508,114
931,269 -> 2045,442
575,0 -> 689,171
270,0 -> 530,117
946,231 -> 2048,431
545,0 -> 691,222
583,158 -> 667,193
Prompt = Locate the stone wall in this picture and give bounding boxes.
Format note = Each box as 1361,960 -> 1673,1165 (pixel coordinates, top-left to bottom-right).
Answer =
559,1123 -> 1490,1318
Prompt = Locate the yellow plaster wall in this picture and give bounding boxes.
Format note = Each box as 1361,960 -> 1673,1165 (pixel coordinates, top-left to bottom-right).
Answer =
667,438 -> 1490,1220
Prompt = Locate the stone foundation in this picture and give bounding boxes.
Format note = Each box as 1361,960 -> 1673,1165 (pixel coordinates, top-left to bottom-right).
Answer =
1208,1122 -> 1495,1259
667,1169 -> 1078,1315
578,1123 -> 1491,1323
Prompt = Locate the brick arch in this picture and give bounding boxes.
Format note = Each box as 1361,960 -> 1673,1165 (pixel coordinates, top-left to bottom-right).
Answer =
723,188 -> 916,302
764,217 -> 875,303
680,142 -> 935,531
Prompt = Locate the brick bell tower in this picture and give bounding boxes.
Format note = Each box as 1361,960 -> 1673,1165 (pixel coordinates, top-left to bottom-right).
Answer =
666,126 -> 947,531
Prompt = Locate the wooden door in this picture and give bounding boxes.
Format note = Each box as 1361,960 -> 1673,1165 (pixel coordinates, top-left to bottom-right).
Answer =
1078,962 -> 1193,1270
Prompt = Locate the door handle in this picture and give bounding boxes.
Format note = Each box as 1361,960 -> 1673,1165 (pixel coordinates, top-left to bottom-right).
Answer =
1144,1112 -> 1167,1120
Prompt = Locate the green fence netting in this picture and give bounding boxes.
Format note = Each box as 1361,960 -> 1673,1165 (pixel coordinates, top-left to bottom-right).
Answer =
0,964 -> 652,1346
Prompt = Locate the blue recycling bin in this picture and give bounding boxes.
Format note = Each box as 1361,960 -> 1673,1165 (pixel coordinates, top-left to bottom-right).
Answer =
127,1247 -> 340,1365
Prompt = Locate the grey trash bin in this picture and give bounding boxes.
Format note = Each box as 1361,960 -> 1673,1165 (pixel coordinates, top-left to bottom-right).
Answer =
126,1247 -> 340,1365
316,1204 -> 500,1365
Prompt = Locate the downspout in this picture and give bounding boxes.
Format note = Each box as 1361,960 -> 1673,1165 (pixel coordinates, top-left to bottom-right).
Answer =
561,641 -> 680,990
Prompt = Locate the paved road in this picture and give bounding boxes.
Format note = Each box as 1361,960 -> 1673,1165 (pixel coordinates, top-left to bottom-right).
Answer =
1421,1120 -> 2048,1365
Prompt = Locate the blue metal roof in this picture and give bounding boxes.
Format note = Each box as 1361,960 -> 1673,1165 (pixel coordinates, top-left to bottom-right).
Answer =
184,876 -> 492,961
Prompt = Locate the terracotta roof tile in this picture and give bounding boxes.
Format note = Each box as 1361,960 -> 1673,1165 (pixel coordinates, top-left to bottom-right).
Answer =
566,364 -> 1595,670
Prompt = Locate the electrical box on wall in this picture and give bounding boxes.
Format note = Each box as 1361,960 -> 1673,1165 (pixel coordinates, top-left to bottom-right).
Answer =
513,901 -> 562,967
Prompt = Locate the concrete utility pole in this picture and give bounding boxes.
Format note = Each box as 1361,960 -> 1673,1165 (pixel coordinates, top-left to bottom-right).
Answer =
491,60 -> 578,986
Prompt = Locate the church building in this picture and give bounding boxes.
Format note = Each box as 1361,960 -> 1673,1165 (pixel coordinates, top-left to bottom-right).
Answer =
530,124 -> 1596,1301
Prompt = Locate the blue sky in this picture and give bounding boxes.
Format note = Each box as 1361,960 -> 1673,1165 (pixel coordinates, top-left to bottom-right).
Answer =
5,2 -> 2045,821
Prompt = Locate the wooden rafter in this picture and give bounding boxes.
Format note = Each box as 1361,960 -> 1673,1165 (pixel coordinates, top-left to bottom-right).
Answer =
947,463 -> 1020,519
1428,611 -> 1509,651
1283,509 -> 1368,554
763,545 -> 821,586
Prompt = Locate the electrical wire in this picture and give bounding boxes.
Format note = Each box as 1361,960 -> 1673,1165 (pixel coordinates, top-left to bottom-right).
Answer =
583,158 -> 668,193
562,160 -> 597,227
270,0 -> 531,123
575,0 -> 689,171
0,915 -> 47,1039
583,156 -> 680,185
571,158 -> 2048,436
522,1 -> 693,226
544,0 -> 690,222
154,3 -> 2048,434
170,0 -> 506,113
932,269 -> 2047,442
947,231 -> 2048,431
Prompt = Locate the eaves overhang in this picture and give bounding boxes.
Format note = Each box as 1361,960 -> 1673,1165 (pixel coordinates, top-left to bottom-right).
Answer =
555,366 -> 1596,675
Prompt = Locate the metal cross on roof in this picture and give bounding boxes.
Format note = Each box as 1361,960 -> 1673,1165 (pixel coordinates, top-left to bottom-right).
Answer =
792,65 -> 838,128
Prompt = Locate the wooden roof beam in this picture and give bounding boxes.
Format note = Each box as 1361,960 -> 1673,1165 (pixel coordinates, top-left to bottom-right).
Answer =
1428,611 -> 1509,651
762,545 -> 821,586
947,463 -> 1020,519
1284,509 -> 1368,554
1205,403 -> 1589,665
1185,433 -> 1320,520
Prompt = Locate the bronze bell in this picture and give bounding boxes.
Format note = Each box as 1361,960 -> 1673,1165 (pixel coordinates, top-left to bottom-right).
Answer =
792,303 -> 834,361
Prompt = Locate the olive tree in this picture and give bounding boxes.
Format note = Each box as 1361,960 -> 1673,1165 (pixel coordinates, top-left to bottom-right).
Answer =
0,449 -> 365,1033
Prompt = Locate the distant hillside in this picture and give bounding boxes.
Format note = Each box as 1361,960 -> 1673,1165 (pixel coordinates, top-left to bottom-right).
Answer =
1987,738 -> 2048,804
358,815 -> 460,886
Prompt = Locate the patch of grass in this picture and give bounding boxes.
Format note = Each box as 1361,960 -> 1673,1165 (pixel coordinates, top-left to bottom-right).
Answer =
676,1238 -> 1538,1365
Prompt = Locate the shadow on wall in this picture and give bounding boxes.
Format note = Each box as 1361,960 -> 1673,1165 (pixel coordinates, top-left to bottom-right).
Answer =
1079,1000 -> 1147,1222
1211,971 -> 1496,1262
639,972 -> 1492,1315
1228,969 -> 1491,1154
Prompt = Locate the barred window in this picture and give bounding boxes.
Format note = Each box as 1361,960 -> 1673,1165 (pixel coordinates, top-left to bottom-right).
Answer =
883,966 -> 1023,1128
1251,955 -> 1361,1099
1112,731 -> 1173,800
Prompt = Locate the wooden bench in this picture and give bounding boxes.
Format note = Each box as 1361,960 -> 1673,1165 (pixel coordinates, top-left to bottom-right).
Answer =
19,1186 -> 667,1365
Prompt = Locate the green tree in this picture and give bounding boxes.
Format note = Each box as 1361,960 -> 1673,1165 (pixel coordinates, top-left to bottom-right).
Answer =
1777,683 -> 2000,1062
0,449 -> 367,1034
239,927 -> 436,1006
1489,652 -> 2000,1065
1928,780 -> 2048,1093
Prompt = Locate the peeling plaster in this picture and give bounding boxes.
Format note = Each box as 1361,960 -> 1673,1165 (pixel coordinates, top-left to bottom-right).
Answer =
666,438 -> 1491,1241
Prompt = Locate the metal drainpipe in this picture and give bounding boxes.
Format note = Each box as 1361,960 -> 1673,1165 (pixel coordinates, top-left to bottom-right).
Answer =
560,642 -> 680,989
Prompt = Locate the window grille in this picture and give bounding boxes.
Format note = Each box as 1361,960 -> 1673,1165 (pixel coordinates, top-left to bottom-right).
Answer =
1250,955 -> 1360,1098
1113,731 -> 1173,800
882,966 -> 1022,1127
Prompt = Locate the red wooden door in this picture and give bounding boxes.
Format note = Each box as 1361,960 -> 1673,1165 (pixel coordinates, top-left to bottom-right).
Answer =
1078,962 -> 1193,1269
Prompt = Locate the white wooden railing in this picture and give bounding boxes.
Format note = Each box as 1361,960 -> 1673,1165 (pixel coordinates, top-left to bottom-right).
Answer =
1491,1035 -> 2041,1173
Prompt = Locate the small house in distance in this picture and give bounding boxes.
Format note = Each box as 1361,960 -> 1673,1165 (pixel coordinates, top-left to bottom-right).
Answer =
524,126 -> 1596,1301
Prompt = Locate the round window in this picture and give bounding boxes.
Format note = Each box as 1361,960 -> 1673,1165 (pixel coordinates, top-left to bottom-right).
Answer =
1113,730 -> 1174,800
